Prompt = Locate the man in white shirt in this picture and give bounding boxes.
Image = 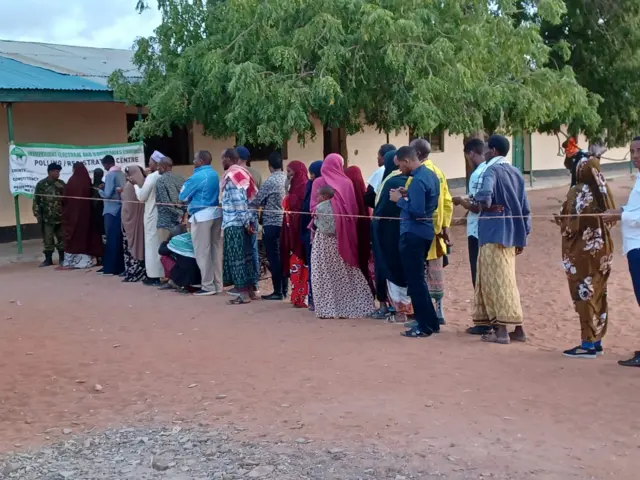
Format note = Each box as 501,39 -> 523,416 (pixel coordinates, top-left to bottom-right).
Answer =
367,144 -> 396,192
453,138 -> 492,335
604,136 -> 640,367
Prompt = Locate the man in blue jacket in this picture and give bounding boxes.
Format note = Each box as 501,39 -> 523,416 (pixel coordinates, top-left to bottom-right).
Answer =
179,150 -> 222,296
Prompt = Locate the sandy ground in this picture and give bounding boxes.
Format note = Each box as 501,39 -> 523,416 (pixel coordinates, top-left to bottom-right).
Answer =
1,175 -> 640,479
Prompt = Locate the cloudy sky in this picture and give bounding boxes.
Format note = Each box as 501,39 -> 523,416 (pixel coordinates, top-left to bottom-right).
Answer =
0,0 -> 161,49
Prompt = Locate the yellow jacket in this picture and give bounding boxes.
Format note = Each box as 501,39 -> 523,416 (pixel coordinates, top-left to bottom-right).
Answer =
406,159 -> 453,260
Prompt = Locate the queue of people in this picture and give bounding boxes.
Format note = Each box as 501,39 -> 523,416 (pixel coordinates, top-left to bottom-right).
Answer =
31,135 -> 640,366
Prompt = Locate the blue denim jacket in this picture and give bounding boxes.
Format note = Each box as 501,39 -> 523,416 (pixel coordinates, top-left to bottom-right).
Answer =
179,165 -> 220,215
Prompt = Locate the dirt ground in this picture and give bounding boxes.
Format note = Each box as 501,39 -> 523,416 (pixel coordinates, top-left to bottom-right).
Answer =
1,175 -> 640,479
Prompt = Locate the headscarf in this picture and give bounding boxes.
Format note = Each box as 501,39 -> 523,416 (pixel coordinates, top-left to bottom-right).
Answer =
563,137 -> 586,187
221,164 -> 258,201
302,160 -> 322,215
121,166 -> 146,261
382,149 -> 398,179
62,163 -> 103,257
300,160 -> 322,252
93,168 -> 104,188
310,154 -> 360,267
376,149 -> 398,205
345,165 -> 374,293
281,161 -> 309,271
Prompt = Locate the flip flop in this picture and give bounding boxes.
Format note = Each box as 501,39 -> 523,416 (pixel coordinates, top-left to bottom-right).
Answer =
227,295 -> 251,305
401,328 -> 431,338
508,331 -> 528,343
481,332 -> 510,345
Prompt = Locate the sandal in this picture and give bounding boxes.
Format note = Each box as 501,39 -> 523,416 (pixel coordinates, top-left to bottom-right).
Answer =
481,332 -> 510,344
401,327 -> 432,338
228,295 -> 251,305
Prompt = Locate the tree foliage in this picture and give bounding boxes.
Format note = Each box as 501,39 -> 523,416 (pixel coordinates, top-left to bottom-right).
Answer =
113,0 -> 600,146
520,0 -> 640,146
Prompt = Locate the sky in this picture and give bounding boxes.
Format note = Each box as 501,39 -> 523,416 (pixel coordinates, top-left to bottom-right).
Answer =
0,0 -> 161,50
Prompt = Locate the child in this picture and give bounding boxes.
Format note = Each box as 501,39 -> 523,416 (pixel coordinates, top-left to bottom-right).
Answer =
313,186 -> 336,236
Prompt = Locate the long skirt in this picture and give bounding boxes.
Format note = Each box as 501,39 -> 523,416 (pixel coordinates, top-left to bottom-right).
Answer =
562,232 -> 612,343
426,256 -> 445,321
123,235 -> 146,282
62,253 -> 94,269
223,226 -> 256,289
289,253 -> 309,307
311,233 -> 374,318
103,213 -> 124,275
472,244 -> 523,326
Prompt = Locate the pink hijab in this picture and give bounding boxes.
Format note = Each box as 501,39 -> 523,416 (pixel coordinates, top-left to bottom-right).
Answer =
310,154 -> 359,267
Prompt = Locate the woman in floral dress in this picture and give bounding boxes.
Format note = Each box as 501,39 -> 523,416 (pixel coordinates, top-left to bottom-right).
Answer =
558,152 -> 616,359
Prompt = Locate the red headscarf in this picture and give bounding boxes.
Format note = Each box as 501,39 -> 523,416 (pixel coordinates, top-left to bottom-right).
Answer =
221,164 -> 258,201
62,163 -> 103,257
310,154 -> 359,267
345,165 -> 374,292
281,161 -> 309,271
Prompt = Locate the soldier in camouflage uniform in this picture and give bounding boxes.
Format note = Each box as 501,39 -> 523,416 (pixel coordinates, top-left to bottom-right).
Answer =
32,163 -> 66,267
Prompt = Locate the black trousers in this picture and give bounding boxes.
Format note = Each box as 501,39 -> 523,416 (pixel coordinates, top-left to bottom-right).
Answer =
399,233 -> 440,333
263,225 -> 287,295
468,235 -> 479,288
628,248 -> 640,306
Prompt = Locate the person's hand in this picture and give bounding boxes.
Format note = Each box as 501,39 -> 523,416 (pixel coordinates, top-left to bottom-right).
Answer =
440,227 -> 452,246
552,213 -> 562,226
115,187 -> 123,194
245,223 -> 256,235
397,187 -> 407,196
99,183 -> 105,190
389,188 -> 402,203
602,208 -> 622,224
515,247 -> 524,255
452,196 -> 463,206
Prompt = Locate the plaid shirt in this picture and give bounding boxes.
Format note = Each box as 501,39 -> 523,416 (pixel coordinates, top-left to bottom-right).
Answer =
249,171 -> 286,227
156,171 -> 186,229
221,179 -> 257,230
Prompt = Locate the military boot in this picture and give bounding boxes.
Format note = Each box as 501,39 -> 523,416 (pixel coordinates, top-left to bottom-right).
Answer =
39,252 -> 53,268
58,249 -> 65,265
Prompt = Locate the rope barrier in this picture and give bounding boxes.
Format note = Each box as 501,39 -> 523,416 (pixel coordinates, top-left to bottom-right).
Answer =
28,192 -> 625,222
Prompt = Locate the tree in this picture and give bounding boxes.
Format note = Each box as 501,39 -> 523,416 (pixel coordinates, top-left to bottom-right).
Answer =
516,0 -> 640,146
113,0 -> 600,147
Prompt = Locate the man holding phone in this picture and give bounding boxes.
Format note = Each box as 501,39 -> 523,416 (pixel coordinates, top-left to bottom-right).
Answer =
389,146 -> 442,338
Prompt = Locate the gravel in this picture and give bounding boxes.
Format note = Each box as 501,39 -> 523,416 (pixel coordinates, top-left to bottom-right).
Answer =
0,425 -> 515,479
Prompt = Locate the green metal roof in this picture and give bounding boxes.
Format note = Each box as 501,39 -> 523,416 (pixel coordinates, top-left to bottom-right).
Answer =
0,56 -> 109,91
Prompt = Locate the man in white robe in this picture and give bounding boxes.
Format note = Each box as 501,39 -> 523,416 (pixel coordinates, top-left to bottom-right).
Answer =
134,151 -> 164,285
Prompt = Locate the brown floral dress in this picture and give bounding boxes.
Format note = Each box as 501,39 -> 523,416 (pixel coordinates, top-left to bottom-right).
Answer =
559,156 -> 616,343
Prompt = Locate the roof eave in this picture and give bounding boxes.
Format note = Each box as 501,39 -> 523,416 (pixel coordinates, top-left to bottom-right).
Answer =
0,89 -> 118,103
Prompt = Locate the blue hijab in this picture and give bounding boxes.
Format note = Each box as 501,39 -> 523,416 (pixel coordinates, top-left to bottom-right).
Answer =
300,160 -> 323,243
302,160 -> 323,213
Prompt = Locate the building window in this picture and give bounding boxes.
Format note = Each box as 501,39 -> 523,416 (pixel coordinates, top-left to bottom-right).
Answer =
409,127 -> 445,153
126,114 -> 191,166
237,142 -> 288,161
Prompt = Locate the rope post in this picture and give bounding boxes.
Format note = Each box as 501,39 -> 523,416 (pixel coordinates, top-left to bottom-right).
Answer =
6,103 -> 22,254
529,132 -> 533,187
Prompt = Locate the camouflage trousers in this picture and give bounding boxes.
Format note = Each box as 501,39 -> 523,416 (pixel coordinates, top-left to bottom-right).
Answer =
42,222 -> 63,253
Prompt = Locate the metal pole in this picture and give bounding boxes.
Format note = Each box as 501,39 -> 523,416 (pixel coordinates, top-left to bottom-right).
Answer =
528,132 -> 533,187
6,103 -> 22,254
